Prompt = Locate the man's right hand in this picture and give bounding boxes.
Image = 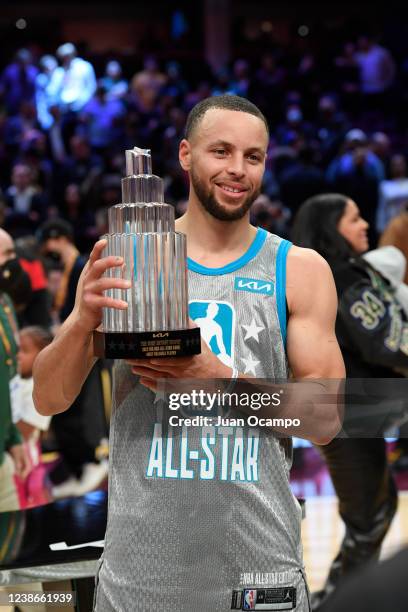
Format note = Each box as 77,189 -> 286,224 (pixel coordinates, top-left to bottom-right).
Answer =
74,239 -> 131,333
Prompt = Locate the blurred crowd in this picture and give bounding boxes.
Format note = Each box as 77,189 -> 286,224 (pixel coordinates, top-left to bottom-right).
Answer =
1,33 -> 408,257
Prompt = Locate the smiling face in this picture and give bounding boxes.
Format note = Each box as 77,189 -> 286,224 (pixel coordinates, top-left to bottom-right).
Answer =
179,108 -> 268,221
337,199 -> 369,254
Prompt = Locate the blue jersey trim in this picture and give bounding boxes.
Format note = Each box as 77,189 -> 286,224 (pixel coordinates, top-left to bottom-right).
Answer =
187,227 -> 268,276
276,239 -> 292,346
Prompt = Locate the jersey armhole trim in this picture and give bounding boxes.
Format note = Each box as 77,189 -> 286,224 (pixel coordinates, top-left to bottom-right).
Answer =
276,239 -> 292,347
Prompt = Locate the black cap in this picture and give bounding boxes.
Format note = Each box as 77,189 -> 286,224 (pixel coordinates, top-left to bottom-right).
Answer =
36,219 -> 74,244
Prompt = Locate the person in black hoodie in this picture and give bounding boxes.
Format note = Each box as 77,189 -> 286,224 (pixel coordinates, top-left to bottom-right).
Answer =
291,193 -> 408,610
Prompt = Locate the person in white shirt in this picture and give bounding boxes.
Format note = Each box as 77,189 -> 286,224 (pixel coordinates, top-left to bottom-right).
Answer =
49,43 -> 96,113
10,326 -> 53,507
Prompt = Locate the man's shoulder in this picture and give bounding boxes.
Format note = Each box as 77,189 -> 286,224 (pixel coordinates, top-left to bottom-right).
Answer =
287,245 -> 331,275
286,246 -> 334,312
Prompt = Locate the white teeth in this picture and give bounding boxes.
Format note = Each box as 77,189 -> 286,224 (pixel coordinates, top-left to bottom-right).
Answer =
220,185 -> 242,193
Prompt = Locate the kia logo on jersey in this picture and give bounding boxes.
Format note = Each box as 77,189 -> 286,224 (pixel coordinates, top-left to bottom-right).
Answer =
234,277 -> 274,296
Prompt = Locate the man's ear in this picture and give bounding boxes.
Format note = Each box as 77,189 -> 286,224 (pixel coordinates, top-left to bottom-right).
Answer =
179,138 -> 191,171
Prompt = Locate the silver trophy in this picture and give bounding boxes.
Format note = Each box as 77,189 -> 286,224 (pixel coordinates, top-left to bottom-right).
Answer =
93,147 -> 201,359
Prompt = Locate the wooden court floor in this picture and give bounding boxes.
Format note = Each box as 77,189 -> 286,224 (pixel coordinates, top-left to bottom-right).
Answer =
302,491 -> 408,592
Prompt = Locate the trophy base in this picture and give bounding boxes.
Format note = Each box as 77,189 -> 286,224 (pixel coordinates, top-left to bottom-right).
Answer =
93,328 -> 201,359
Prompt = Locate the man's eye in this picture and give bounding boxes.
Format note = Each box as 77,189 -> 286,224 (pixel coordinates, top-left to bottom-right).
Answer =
248,154 -> 261,162
214,149 -> 226,155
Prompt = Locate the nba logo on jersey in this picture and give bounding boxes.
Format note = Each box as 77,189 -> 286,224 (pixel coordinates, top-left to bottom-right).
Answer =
243,589 -> 257,610
189,300 -> 235,367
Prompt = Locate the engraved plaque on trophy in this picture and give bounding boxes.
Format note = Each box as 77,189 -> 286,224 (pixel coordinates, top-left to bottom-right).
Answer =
93,147 -> 201,359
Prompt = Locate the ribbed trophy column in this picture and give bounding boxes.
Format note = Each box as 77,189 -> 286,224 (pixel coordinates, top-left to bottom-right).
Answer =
93,147 -> 201,359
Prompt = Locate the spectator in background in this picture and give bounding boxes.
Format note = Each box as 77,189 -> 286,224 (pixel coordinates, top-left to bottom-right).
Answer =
376,154 -> 408,233
0,228 -> 51,331
315,95 -> 350,165
296,51 -> 320,101
47,43 -> 96,147
46,104 -> 67,163
160,60 -> 188,104
60,183 -> 97,253
326,129 -> 384,245
100,60 -> 128,102
57,135 -> 103,205
37,219 -> 108,498
184,80 -> 212,112
327,128 -> 385,182
211,67 -> 234,96
249,52 -> 286,124
19,131 -> 54,197
79,82 -> 126,154
131,55 -> 167,110
4,163 -> 48,236
333,42 -> 360,114
15,234 -> 52,329
229,59 -> 250,98
37,219 -> 84,322
162,107 -> 189,203
279,144 -> 326,215
49,43 -> 97,114
0,228 -> 33,318
370,131 -> 392,172
3,100 -> 40,155
0,232 -> 30,512
35,54 -> 58,130
354,34 -> 396,111
275,104 -> 314,147
250,193 -> 291,238
0,49 -> 38,115
10,326 -> 53,508
379,202 -> 408,284
292,193 -> 407,610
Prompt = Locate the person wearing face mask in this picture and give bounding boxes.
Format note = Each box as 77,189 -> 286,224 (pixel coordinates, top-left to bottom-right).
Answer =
0,229 -> 52,332
292,193 -> 408,610
0,229 -> 33,313
0,229 -> 30,512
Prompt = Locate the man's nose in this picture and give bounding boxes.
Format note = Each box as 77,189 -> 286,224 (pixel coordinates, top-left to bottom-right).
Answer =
226,155 -> 245,177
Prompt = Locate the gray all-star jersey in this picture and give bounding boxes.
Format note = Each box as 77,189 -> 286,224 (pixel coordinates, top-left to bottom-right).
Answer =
95,228 -> 311,611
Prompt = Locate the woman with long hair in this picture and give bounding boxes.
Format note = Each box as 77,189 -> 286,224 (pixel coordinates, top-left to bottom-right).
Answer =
292,193 -> 408,610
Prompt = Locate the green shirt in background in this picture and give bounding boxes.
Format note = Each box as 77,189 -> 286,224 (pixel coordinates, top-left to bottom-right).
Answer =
0,293 -> 22,465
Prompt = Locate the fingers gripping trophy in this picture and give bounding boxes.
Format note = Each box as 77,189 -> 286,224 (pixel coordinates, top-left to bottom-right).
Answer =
93,147 -> 201,359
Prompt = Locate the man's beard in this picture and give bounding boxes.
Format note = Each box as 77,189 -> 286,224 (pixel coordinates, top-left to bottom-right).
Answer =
191,169 -> 260,221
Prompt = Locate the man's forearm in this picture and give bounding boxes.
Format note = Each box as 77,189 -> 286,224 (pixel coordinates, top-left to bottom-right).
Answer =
231,377 -> 344,445
33,317 -> 96,416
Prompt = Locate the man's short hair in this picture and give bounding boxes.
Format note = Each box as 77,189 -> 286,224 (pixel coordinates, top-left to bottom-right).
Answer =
36,219 -> 74,244
185,95 -> 269,141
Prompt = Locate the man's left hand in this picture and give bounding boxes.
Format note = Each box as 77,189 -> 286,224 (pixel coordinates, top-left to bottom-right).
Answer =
126,338 -> 232,392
